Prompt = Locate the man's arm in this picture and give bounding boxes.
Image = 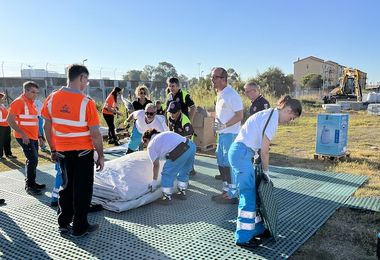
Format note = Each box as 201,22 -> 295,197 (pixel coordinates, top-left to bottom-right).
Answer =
152,159 -> 160,180
43,119 -> 55,151
7,113 -> 29,144
225,110 -> 243,127
260,135 -> 271,172
90,127 -> 104,171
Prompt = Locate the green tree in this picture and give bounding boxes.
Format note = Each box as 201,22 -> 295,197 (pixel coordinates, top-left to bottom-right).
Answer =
301,73 -> 322,89
227,68 -> 241,82
256,67 -> 293,96
153,62 -> 178,82
178,74 -> 188,83
123,70 -> 142,81
140,65 -> 155,81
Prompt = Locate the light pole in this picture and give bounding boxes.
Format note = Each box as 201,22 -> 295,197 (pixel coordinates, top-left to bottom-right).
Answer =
1,61 -> 4,78
100,67 -> 103,79
82,59 -> 87,65
197,62 -> 201,80
45,62 -> 49,77
113,68 -> 117,80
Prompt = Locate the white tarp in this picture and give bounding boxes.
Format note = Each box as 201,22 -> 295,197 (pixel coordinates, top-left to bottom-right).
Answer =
104,138 -> 130,154
92,151 -> 166,212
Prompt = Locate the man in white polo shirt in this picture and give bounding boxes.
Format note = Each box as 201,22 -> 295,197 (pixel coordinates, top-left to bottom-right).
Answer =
211,67 -> 243,204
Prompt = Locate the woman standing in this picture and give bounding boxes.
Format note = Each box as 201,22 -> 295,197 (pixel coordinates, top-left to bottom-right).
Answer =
0,92 -> 16,160
132,85 -> 152,111
103,87 -> 122,145
143,129 -> 196,205
229,95 -> 302,249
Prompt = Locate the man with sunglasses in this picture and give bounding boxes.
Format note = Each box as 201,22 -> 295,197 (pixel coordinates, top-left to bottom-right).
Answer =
125,103 -> 168,154
7,81 -> 45,196
164,77 -> 196,122
211,67 -> 243,204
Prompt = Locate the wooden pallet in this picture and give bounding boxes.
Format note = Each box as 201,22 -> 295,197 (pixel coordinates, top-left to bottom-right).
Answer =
313,152 -> 350,162
197,143 -> 217,152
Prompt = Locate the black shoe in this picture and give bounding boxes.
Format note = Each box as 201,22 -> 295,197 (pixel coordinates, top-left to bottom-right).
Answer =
215,174 -> 223,180
0,199 -> 5,205
58,225 -> 72,235
114,141 -> 120,146
108,140 -> 115,144
70,224 -> 99,238
172,189 -> 187,200
51,201 -> 58,207
89,204 -> 103,212
257,229 -> 272,240
34,183 -> 46,190
6,155 -> 17,159
26,187 -> 42,195
236,238 -> 260,249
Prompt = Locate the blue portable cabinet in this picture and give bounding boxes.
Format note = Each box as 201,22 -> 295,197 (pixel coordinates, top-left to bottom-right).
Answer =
315,113 -> 349,156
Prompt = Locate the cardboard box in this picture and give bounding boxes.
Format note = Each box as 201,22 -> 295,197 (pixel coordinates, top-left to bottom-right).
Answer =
194,117 -> 216,148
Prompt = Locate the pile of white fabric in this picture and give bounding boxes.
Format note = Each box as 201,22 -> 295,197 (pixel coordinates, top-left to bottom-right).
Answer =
92,151 -> 164,212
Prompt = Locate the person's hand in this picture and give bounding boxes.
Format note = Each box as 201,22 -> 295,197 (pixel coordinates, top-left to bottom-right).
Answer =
21,134 -> 30,145
51,151 -> 59,162
212,118 -> 226,131
148,179 -> 159,192
263,170 -> 271,183
96,156 -> 105,172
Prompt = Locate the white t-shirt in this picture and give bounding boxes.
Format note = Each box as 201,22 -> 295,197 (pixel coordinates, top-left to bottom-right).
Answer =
132,110 -> 169,134
215,85 -> 243,134
147,132 -> 187,161
235,108 -> 279,151
34,99 -> 43,116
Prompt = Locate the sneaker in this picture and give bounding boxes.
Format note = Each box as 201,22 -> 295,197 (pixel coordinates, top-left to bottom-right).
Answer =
108,140 -> 115,144
6,155 -> 17,159
70,224 -> 99,238
214,174 -> 223,180
0,199 -> 5,205
34,183 -> 46,190
172,189 -> 187,200
156,194 -> 173,205
213,193 -> 238,204
26,187 -> 42,196
114,141 -> 120,146
236,238 -> 260,249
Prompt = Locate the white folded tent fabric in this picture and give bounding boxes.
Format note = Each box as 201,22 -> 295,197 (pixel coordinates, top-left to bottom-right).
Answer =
99,126 -> 109,137
92,151 -> 167,212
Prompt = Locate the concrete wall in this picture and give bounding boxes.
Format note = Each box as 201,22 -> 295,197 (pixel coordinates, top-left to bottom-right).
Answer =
0,77 -> 177,105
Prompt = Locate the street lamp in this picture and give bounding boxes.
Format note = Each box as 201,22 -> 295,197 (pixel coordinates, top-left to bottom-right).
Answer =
82,59 -> 88,65
100,67 -> 103,79
45,62 -> 49,77
113,68 -> 117,80
197,62 -> 201,79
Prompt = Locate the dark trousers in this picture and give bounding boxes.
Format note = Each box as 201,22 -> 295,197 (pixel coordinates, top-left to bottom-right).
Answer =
16,138 -> 38,187
103,113 -> 117,141
0,126 -> 12,157
57,150 -> 94,233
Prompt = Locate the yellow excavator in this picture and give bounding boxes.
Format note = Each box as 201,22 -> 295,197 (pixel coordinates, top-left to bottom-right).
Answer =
323,68 -> 366,104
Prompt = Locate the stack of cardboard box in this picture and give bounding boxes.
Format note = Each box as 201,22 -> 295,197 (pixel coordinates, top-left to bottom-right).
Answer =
192,111 -> 216,150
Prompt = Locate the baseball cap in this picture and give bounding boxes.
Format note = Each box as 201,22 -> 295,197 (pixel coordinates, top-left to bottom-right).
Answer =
168,101 -> 181,113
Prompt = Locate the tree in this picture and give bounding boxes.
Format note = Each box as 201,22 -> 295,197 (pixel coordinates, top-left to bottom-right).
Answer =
123,70 -> 142,81
153,62 -> 178,82
255,67 -> 293,96
140,65 -> 155,81
227,68 -> 241,82
301,73 -> 322,89
178,74 -> 188,83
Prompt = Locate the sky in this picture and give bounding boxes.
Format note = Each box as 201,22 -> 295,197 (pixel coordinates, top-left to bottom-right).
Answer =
1,0 -> 379,83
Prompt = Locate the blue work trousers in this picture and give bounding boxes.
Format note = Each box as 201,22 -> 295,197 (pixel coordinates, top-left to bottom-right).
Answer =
228,142 -> 265,243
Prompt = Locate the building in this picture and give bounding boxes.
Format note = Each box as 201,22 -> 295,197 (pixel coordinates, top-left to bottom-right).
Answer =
293,56 -> 347,90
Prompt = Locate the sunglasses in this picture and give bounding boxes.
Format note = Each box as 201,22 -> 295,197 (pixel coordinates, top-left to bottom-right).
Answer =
140,91 -> 146,95
145,112 -> 155,116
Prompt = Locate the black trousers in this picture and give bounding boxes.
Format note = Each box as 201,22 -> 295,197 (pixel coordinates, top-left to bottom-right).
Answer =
0,126 -> 12,157
103,113 -> 117,141
16,138 -> 38,187
57,150 -> 94,233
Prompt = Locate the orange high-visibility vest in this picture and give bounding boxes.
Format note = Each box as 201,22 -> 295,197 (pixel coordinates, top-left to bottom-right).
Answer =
9,95 -> 39,140
0,104 -> 9,127
44,88 -> 99,151
102,93 -> 116,115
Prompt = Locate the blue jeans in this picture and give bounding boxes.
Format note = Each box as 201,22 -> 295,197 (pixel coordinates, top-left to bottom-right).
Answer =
16,138 -> 39,187
161,141 -> 196,193
128,125 -> 142,151
228,142 -> 265,243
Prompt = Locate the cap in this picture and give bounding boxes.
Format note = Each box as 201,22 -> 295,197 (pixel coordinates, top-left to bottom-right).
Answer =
168,101 -> 181,113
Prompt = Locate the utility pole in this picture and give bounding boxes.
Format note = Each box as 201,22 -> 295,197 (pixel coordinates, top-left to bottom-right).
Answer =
197,62 -> 201,80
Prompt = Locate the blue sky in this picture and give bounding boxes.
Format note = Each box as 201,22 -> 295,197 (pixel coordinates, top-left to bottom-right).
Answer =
1,0 -> 379,83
